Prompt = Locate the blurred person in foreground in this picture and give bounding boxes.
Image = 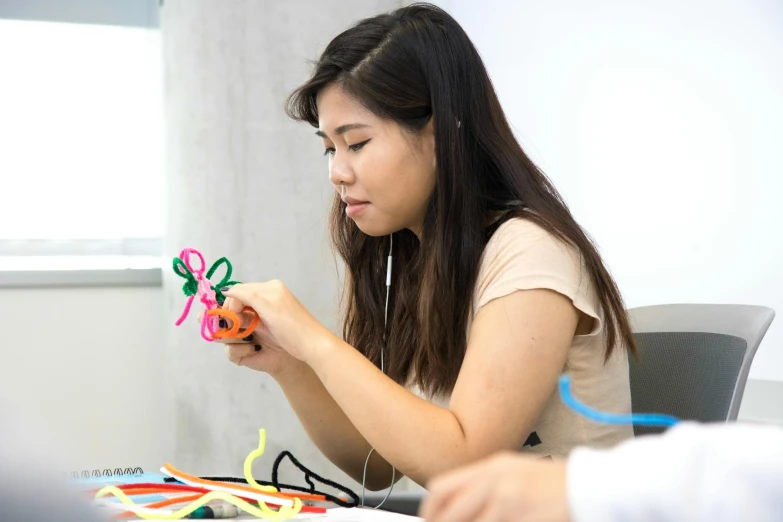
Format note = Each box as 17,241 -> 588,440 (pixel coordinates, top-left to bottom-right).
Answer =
0,402 -> 105,522
420,421 -> 783,522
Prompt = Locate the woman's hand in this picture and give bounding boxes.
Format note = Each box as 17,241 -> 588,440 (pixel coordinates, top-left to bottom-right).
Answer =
205,292 -> 301,378
419,452 -> 571,522
221,280 -> 339,367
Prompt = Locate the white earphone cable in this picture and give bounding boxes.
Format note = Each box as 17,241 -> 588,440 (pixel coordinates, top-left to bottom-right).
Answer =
361,233 -> 396,508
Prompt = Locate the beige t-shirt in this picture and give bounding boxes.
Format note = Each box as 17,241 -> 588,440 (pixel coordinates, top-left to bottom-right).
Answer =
412,217 -> 634,458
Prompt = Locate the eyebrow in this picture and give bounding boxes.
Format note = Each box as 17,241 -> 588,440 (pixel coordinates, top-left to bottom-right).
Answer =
315,123 -> 370,138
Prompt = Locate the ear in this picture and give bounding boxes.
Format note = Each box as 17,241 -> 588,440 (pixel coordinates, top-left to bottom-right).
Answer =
423,117 -> 436,169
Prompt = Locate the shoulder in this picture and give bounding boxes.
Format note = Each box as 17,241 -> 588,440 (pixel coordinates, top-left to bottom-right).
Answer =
480,217 -> 582,283
474,217 -> 599,327
489,215 -> 552,239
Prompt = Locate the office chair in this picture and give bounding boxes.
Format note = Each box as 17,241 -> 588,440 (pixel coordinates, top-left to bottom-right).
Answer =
628,303 -> 775,436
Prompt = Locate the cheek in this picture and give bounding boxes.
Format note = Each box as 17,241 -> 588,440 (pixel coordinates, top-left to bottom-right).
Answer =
383,163 -> 434,225
399,154 -> 436,203
356,147 -> 398,197
361,140 -> 435,213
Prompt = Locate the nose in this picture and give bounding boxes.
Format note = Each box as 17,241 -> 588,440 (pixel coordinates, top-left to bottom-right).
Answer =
328,152 -> 355,187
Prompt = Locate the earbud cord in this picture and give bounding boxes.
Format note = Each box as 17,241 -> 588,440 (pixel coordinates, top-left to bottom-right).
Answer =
360,233 -> 396,509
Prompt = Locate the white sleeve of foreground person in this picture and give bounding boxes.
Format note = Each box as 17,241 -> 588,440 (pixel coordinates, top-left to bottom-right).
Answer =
568,422 -> 783,522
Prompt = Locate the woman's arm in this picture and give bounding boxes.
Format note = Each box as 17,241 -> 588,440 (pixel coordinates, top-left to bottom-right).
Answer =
218,297 -> 400,489
273,362 -> 401,490
306,287 -> 577,487
223,281 -> 577,487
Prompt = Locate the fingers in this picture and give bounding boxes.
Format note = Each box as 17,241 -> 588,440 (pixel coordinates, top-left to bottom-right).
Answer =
235,306 -> 260,338
225,343 -> 259,366
222,280 -> 285,306
221,296 -> 244,313
212,297 -> 259,342
215,322 -> 257,344
426,486 -> 488,522
423,468 -> 492,522
422,454 -> 512,522
421,467 -> 479,521
221,284 -> 253,305
425,458 -> 490,502
472,504 -> 503,522
223,298 -> 257,327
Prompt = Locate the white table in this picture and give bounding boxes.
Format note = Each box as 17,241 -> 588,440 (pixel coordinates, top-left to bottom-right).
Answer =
229,507 -> 422,521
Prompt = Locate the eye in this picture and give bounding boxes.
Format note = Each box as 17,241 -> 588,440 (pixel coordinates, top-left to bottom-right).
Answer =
348,139 -> 371,152
323,147 -> 336,156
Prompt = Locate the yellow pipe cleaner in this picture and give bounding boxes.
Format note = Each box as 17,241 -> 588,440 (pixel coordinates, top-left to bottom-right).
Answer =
245,429 -> 279,493
94,428 -> 303,520
95,486 -> 301,520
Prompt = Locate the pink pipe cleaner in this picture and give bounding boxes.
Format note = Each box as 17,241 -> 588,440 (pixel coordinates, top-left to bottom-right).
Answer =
176,247 -> 221,342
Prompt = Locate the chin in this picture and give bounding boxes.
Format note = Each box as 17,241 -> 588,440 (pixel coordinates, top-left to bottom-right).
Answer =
352,219 -> 396,238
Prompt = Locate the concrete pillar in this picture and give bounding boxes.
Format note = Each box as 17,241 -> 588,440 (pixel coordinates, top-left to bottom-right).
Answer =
161,0 -> 399,488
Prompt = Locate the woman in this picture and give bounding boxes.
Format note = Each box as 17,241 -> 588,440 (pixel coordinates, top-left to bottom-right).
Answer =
220,3 -> 636,491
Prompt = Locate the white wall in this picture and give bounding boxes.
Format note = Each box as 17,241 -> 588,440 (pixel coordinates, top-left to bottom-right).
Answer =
436,0 -> 783,380
0,286 -> 171,475
160,0 -> 402,490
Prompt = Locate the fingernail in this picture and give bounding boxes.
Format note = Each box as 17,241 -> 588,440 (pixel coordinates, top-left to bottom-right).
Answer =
254,345 -> 262,352
219,319 -> 228,329
243,334 -> 254,342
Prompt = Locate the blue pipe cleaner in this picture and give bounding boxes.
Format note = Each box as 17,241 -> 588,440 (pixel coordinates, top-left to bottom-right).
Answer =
559,375 -> 680,427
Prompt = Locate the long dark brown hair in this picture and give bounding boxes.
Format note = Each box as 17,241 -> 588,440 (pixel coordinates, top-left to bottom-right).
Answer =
286,3 -> 636,396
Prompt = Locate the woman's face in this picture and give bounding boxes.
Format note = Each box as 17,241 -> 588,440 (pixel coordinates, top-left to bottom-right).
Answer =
316,83 -> 436,238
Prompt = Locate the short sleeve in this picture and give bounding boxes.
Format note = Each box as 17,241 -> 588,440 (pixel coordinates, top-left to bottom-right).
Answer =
473,218 -> 603,337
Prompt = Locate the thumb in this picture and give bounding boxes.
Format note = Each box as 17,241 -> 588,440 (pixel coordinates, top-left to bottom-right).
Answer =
221,283 -> 252,305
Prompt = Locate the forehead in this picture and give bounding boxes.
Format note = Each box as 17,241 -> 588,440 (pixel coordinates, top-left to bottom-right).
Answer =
316,84 -> 377,128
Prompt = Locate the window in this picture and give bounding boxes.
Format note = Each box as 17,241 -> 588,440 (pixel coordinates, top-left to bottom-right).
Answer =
0,14 -> 163,276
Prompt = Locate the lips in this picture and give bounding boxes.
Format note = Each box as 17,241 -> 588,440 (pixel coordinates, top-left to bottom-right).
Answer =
345,202 -> 369,217
341,196 -> 368,206
342,197 -> 370,218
